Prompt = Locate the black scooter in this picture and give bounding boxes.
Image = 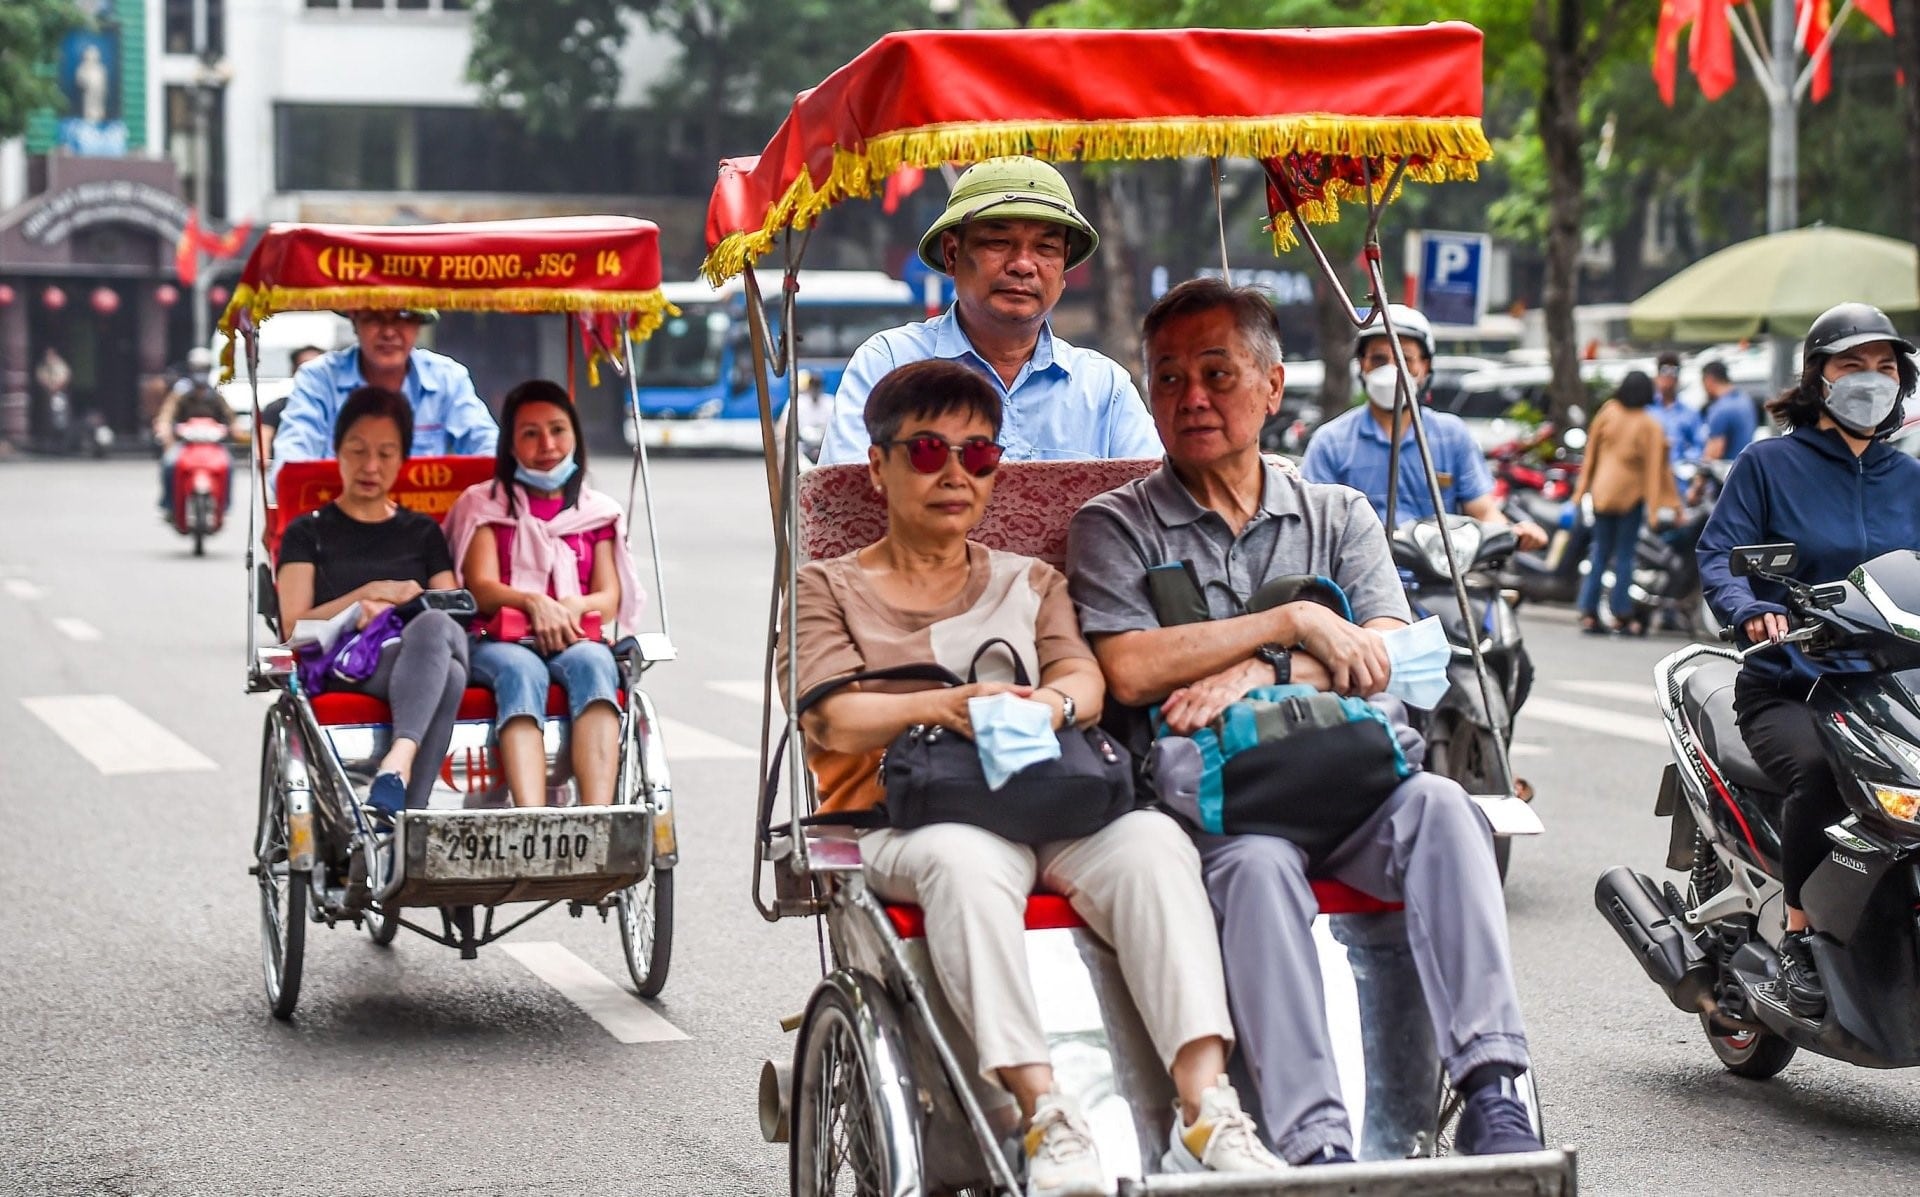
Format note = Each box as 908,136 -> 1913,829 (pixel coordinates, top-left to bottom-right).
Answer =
1391,513 -> 1539,878
1597,543 -> 1920,1076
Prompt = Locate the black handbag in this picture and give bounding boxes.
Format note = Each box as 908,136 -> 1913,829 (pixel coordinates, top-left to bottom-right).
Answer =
784,640 -> 1136,845
395,588 -> 479,626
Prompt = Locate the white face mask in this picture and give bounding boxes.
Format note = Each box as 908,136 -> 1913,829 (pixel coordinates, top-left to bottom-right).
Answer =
1363,364 -> 1405,411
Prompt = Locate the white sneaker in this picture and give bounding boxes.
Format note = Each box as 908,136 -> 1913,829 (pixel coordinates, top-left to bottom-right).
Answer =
1024,1092 -> 1104,1196
1160,1076 -> 1287,1174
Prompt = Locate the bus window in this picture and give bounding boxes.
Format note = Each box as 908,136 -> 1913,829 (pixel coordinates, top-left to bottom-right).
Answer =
637,307 -> 730,387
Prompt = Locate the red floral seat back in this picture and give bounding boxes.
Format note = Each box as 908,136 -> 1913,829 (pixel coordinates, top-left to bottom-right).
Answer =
797,459 -> 1162,566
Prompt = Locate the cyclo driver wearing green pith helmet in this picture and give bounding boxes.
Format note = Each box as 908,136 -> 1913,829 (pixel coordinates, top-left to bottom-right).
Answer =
818,157 -> 1160,466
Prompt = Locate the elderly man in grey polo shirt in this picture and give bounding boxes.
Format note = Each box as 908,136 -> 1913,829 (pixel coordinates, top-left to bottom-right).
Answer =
1065,278 -> 1541,1165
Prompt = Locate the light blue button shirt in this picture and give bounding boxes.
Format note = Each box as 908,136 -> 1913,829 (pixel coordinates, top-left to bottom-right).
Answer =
818,306 -> 1159,465
270,346 -> 498,482
1651,398 -> 1705,463
1299,403 -> 1493,526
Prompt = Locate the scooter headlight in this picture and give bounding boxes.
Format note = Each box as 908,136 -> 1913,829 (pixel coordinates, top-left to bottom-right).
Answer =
1873,784 -> 1920,823
1410,520 -> 1483,579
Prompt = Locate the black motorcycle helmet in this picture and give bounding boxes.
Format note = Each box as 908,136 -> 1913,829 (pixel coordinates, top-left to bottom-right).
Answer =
1770,303 -> 1919,434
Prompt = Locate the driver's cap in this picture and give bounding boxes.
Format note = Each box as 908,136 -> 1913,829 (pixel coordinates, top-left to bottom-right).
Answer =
916,157 -> 1099,275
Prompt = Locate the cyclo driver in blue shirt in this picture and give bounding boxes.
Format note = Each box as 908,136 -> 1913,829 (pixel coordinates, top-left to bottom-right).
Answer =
818,157 -> 1161,464
270,307 -> 499,482
1300,304 -> 1547,552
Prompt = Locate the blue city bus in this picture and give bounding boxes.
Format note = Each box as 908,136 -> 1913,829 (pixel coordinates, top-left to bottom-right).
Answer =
624,270 -> 923,454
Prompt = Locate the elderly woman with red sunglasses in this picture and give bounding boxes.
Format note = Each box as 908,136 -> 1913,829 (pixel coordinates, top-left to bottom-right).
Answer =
782,359 -> 1281,1192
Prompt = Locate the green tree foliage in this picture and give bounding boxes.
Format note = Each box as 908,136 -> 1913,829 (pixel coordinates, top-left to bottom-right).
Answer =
0,0 -> 79,142
470,0 -> 928,162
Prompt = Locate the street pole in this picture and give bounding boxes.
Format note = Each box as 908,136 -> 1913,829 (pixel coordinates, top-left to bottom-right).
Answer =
192,78 -> 212,349
1767,0 -> 1799,396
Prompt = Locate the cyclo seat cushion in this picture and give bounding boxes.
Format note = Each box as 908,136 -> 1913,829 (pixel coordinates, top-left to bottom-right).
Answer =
1679,659 -> 1779,794
881,881 -> 1398,939
310,684 -> 612,726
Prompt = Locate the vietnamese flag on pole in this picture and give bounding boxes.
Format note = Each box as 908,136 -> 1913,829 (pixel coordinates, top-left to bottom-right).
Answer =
1653,0 -> 1698,105
174,209 -> 201,285
1688,0 -> 1738,100
882,165 -> 926,216
1857,0 -> 1896,36
1799,0 -> 1835,101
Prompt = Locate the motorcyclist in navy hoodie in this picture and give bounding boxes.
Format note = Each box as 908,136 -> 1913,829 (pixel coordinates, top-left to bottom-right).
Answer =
1697,302 -> 1920,1020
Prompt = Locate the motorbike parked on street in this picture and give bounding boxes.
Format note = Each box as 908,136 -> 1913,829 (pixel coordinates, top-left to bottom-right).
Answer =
1392,513 -> 1536,878
1597,542 -> 1920,1079
169,417 -> 232,557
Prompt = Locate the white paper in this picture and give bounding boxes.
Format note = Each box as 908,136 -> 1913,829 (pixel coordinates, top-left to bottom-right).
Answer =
288,602 -> 361,652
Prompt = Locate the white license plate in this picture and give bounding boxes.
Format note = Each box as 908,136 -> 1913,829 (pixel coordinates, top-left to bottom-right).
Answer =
423,814 -> 612,880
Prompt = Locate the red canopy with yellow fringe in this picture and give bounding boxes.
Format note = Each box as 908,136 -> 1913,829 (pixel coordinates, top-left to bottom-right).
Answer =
701,24 -> 1492,284
218,216 -> 673,377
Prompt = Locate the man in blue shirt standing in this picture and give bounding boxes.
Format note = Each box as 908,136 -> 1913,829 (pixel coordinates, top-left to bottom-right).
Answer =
270,308 -> 497,482
1650,350 -> 1705,471
1699,359 -> 1757,461
818,157 -> 1159,464
1300,305 -> 1546,550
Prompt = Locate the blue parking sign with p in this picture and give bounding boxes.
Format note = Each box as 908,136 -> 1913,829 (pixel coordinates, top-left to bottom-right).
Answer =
1419,232 -> 1488,327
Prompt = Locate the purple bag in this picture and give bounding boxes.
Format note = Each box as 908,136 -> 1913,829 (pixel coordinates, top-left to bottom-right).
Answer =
296,607 -> 404,694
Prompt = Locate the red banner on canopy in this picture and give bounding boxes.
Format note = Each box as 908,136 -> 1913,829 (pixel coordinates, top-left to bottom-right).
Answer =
702,25 -> 1492,283
218,216 -> 673,380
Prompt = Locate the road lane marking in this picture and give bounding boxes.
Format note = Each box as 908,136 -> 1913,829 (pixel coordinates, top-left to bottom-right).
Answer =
3,579 -> 44,600
500,942 -> 689,1044
1520,696 -> 1669,746
20,695 -> 218,774
1551,679 -> 1656,706
706,679 -> 768,705
657,716 -> 755,761
52,618 -> 101,643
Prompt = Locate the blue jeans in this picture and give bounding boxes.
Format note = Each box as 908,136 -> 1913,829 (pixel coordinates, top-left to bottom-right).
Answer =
1578,505 -> 1643,619
469,639 -> 620,728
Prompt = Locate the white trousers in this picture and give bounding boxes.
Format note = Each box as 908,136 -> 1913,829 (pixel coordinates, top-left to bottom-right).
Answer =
862,809 -> 1234,1082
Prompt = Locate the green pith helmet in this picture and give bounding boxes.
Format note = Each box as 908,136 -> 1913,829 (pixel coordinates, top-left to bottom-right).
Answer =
915,157 -> 1100,275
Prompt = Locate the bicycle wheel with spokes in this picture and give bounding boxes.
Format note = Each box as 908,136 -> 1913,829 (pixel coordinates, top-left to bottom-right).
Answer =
257,708 -> 308,1020
617,867 -> 673,998
791,984 -> 904,1197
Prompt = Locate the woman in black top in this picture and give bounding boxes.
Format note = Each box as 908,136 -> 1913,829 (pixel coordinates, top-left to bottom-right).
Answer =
277,386 -> 469,819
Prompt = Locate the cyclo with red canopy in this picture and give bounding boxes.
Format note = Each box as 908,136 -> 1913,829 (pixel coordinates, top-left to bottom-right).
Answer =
719,25 -> 1573,1195
224,216 -> 681,1019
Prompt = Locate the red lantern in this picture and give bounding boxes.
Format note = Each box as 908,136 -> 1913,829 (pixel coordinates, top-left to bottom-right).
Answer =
90,287 -> 120,316
0,284 -> 15,307
153,283 -> 179,308
42,285 -> 66,311
208,285 -> 230,306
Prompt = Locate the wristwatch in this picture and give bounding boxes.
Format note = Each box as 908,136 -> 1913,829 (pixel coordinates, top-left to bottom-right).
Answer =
1255,643 -> 1292,685
1039,686 -> 1076,728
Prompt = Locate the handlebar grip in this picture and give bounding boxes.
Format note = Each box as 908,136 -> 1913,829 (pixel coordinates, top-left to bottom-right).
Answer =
1717,626 -> 1734,643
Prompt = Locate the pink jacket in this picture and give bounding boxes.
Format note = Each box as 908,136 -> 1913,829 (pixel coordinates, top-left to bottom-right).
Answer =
445,479 -> 646,635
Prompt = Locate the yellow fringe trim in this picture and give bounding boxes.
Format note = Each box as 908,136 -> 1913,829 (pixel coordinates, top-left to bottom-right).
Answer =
700,114 -> 1491,283
216,285 -> 677,381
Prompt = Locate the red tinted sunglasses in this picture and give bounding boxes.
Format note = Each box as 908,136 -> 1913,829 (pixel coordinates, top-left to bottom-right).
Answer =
880,434 -> 1005,477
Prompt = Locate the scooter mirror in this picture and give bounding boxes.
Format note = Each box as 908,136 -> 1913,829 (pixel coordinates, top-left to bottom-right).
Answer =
1563,427 -> 1588,451
1729,543 -> 1798,578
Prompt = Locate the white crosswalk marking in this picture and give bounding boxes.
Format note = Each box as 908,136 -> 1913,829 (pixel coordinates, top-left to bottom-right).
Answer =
705,679 -> 768,705
1550,679 -> 1656,706
52,617 -> 102,643
3,579 -> 44,600
1521,696 -> 1669,746
500,942 -> 689,1043
21,695 -> 218,774
655,716 -> 755,761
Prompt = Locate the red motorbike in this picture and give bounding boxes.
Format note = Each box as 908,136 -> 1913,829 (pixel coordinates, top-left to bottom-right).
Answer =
1488,423 -> 1580,503
171,417 -> 232,556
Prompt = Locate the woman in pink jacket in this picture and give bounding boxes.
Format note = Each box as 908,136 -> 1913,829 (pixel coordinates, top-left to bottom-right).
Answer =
446,381 -> 644,807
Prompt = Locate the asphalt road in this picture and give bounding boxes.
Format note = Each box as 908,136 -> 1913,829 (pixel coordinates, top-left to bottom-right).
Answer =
3,457 -> 1918,1196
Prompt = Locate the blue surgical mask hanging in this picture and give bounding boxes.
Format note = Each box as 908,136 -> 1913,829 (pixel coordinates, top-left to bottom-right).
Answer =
967,692 -> 1061,789
515,454 -> 579,492
1380,616 -> 1451,709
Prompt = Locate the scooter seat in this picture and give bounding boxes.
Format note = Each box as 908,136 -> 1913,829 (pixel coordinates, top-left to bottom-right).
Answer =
1679,660 -> 1780,795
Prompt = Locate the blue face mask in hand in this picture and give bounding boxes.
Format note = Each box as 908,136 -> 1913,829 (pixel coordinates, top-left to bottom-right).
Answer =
515,454 -> 579,492
968,692 -> 1061,790
1380,616 -> 1451,710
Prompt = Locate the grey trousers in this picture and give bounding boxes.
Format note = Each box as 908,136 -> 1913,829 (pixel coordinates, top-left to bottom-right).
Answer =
351,609 -> 470,810
1197,771 -> 1530,1163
